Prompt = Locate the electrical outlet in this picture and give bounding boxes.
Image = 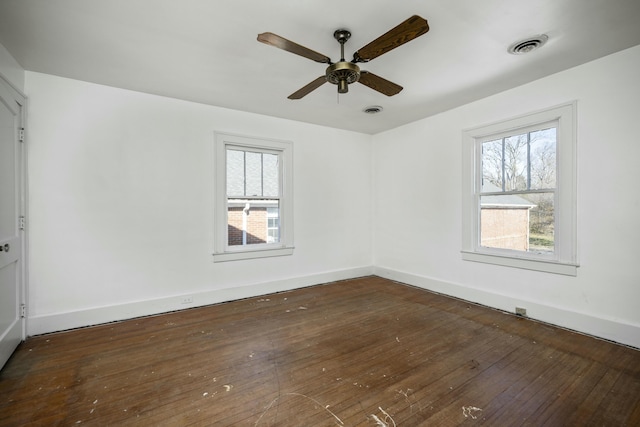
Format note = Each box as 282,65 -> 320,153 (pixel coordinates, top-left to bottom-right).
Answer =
515,307 -> 527,317
181,296 -> 194,304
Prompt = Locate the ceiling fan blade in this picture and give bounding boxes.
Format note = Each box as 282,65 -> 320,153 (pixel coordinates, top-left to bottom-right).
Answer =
353,15 -> 429,62
288,76 -> 327,99
358,71 -> 403,96
258,32 -> 331,64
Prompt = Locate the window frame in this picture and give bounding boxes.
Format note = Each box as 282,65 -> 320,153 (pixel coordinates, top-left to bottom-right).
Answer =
461,103 -> 578,275
213,132 -> 294,262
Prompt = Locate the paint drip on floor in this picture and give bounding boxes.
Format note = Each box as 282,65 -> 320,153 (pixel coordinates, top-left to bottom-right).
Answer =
462,406 -> 483,419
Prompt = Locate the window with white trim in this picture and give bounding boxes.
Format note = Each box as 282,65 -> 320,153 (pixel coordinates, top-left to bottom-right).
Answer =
462,103 -> 578,275
214,133 -> 293,262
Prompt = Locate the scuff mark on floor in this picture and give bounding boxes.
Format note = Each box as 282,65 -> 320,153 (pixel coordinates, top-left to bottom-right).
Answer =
89,398 -> 98,414
370,407 -> 396,427
397,388 -> 421,413
254,392 -> 344,426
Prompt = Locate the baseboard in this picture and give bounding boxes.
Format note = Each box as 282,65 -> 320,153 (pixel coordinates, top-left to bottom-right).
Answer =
27,266 -> 374,336
374,266 -> 640,349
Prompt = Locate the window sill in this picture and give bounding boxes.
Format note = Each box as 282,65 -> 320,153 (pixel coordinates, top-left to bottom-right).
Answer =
461,251 -> 578,276
213,246 -> 294,263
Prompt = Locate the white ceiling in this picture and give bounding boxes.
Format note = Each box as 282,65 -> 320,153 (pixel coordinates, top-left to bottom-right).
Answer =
1,0 -> 639,134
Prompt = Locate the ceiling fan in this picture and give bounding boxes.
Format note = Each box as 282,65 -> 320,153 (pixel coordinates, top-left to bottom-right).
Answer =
257,15 -> 429,99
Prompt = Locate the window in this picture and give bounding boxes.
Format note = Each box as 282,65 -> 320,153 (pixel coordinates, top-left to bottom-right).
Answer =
462,103 -> 577,275
214,133 -> 293,262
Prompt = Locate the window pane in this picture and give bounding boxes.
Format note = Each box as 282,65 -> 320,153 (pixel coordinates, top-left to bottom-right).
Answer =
266,206 -> 280,243
227,200 -> 279,246
482,139 -> 503,191
480,192 -> 554,253
262,153 -> 279,197
503,134 -> 528,191
226,149 -> 244,196
480,193 -> 534,251
245,151 -> 262,196
530,128 -> 557,190
526,192 -> 555,253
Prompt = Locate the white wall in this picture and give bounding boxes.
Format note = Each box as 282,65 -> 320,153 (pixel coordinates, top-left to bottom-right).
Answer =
373,45 -> 640,348
18,44 -> 640,347
25,72 -> 373,334
0,42 -> 24,91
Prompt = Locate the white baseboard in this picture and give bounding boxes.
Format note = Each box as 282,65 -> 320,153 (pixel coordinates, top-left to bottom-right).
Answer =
374,266 -> 640,349
27,266 -> 374,336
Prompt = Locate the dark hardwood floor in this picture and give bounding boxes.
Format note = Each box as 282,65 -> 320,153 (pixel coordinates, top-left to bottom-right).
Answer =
1,276 -> 639,426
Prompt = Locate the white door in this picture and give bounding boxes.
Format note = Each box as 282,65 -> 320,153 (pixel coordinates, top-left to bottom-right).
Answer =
0,77 -> 25,370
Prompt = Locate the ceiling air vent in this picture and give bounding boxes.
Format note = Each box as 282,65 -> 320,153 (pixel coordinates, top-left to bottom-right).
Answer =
508,34 -> 548,55
363,105 -> 383,114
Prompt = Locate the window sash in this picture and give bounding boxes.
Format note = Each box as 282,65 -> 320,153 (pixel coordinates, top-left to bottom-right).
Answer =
478,122 -> 557,193
226,146 -> 281,198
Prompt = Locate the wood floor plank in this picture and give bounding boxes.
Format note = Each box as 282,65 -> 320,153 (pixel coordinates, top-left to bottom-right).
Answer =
1,276 -> 639,426
536,359 -> 608,425
586,353 -> 640,426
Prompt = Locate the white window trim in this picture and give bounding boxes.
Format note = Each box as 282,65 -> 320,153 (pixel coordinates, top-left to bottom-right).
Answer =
213,132 -> 294,262
461,103 -> 578,276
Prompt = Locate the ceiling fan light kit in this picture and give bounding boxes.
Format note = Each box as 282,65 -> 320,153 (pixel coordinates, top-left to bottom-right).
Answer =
257,15 -> 429,99
326,61 -> 360,94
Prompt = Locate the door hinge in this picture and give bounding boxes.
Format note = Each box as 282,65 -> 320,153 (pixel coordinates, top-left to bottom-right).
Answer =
19,128 -> 25,142
20,304 -> 26,318
19,216 -> 25,230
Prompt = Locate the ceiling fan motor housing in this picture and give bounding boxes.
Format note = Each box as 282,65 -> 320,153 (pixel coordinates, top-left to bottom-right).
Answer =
326,62 -> 360,93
